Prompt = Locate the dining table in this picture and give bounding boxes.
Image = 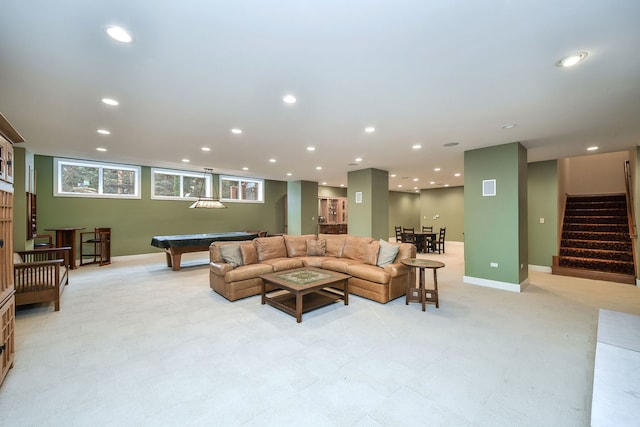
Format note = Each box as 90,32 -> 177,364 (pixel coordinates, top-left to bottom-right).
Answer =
402,232 -> 436,253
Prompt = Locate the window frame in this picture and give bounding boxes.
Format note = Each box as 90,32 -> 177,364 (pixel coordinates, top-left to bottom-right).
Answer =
150,168 -> 211,201
53,158 -> 141,199
220,175 -> 264,203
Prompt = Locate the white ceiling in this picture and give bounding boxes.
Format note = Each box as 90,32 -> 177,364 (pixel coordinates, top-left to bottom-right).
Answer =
1,0 -> 639,191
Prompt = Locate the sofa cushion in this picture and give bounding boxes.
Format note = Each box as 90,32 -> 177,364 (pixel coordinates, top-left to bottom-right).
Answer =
365,240 -> 380,265
260,257 -> 305,272
255,236 -> 287,262
284,234 -> 316,257
321,257 -> 363,273
299,256 -> 334,268
306,239 -> 326,256
225,264 -> 273,282
319,234 -> 347,257
347,263 -> 391,285
219,243 -> 243,267
377,239 -> 401,267
240,242 -> 258,265
342,235 -> 374,262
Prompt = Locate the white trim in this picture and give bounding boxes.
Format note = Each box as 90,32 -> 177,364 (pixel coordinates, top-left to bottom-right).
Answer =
636,278 -> 640,287
464,275 -> 529,293
529,265 -> 552,273
0,180 -> 13,193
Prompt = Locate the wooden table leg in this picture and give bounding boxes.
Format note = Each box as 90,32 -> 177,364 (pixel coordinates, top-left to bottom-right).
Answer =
296,293 -> 303,323
433,268 -> 439,308
261,281 -> 266,305
419,267 -> 426,312
343,280 -> 349,305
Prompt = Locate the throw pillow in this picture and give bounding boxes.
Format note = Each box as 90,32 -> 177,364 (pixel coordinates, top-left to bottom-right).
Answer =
377,239 -> 400,267
240,243 -> 257,265
306,239 -> 326,256
219,243 -> 243,268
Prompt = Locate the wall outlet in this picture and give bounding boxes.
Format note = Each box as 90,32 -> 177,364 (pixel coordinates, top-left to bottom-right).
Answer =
490,262 -> 498,268
312,216 -> 315,221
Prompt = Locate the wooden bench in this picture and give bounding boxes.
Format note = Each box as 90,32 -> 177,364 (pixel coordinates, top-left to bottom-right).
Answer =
14,247 -> 70,312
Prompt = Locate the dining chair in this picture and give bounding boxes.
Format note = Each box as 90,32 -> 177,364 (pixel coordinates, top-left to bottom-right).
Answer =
80,227 -> 112,266
402,227 -> 420,251
434,227 -> 446,254
394,226 -> 403,242
422,226 -> 434,252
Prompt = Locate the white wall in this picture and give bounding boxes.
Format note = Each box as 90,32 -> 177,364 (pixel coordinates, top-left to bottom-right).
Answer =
564,151 -> 629,195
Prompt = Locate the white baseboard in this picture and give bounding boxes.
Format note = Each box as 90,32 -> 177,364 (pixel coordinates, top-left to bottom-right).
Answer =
464,275 -> 529,293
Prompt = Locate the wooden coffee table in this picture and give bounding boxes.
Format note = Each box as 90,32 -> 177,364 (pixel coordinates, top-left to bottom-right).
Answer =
260,267 -> 350,323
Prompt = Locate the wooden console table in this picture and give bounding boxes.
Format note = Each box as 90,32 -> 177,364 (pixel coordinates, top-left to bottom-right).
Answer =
45,227 -> 85,269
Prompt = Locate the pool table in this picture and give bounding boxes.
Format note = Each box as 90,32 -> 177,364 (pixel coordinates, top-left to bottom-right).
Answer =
150,231 -> 258,271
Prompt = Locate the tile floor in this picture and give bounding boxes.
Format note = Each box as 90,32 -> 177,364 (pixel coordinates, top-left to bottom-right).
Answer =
1,242 -> 639,426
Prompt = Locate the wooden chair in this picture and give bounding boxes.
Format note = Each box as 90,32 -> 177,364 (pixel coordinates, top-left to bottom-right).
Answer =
14,247 -> 71,312
80,227 -> 111,266
402,227 -> 420,250
434,227 -> 446,254
33,233 -> 54,249
422,226 -> 434,252
394,226 -> 403,242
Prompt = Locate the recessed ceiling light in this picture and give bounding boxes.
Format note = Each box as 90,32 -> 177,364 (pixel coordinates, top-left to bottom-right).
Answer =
390,174 -> 396,178
201,147 -> 211,152
556,52 -> 588,68
101,97 -> 119,106
397,184 -> 403,188
182,158 -> 190,163
430,181 -> 435,185
269,158 -> 276,163
587,146 -> 599,151
316,166 -> 322,170
96,147 -> 107,152
340,184 -> 345,187
413,187 -> 418,190
412,144 -> 422,150
231,128 -> 242,135
242,167 -> 249,171
106,26 -> 133,43
365,126 -> 375,133
415,190 -> 420,193
443,142 -> 459,147
307,146 -> 315,151
454,173 -> 461,177
286,172 -> 292,176
434,168 -> 441,172
355,157 -> 362,162
97,129 -> 110,135
413,178 -> 418,182
322,182 -> 327,185
445,184 -> 449,187
283,94 -> 297,104
501,124 -> 517,129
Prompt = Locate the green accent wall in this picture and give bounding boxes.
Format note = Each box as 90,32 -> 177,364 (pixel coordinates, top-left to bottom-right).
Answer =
420,186 -> 464,242
347,168 -> 388,239
33,155 -> 287,257
388,191 -> 421,239
318,186 -> 347,198
528,161 -> 558,267
287,180 -> 318,235
464,142 -> 528,285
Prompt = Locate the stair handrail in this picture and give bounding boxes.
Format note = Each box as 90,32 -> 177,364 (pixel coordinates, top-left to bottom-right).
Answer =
624,160 -> 637,279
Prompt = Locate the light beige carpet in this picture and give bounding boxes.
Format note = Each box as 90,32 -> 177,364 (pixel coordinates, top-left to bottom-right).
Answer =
1,242 -> 639,426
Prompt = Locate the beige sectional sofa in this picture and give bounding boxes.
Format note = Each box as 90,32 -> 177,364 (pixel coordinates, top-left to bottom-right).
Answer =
209,234 -> 416,304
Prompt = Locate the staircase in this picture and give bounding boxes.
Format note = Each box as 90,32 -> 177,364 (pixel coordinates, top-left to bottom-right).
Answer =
552,194 -> 636,284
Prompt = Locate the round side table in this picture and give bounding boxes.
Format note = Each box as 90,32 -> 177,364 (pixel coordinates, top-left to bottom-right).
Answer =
401,258 -> 445,311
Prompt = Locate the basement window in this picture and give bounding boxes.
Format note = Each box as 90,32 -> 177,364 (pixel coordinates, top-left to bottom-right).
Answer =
151,168 -> 211,200
54,158 -> 141,199
220,175 -> 264,203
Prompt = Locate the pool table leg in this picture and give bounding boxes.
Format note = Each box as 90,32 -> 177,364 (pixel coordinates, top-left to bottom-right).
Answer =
164,249 -> 182,271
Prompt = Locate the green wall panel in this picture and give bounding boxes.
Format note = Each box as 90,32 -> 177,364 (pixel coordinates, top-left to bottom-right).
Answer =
527,161 -> 558,267
464,143 -> 527,285
419,186 -> 464,242
388,191 -> 420,240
